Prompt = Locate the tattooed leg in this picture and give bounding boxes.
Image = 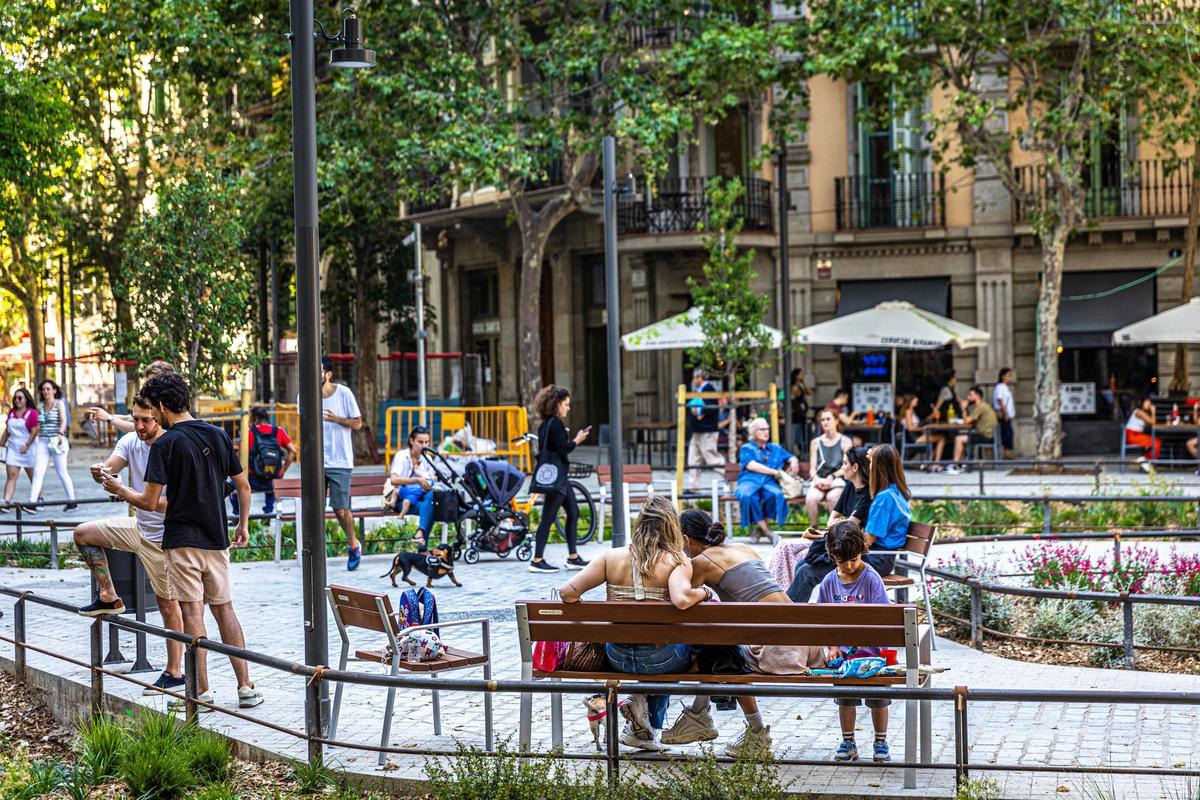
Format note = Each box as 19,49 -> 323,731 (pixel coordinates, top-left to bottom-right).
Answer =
74,527 -> 118,602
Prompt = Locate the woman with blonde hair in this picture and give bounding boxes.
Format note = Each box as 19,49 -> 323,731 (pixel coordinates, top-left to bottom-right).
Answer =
559,495 -> 711,752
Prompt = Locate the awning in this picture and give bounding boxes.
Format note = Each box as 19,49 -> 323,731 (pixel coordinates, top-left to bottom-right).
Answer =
1113,296 -> 1200,345
1060,269 -> 1155,348
621,308 -> 784,351
837,277 -> 950,317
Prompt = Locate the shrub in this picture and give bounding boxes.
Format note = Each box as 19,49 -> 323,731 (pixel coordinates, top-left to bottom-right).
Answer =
119,711 -> 196,800
1156,550 -> 1200,597
929,555 -> 1016,633
1104,545 -> 1160,594
292,757 -> 338,795
1134,603 -> 1200,650
0,751 -> 65,800
190,782 -> 239,800
75,712 -> 128,781
1087,615 -> 1127,668
186,730 -> 232,783
1026,599 -> 1097,641
648,748 -> 792,800
1017,543 -> 1103,591
955,777 -> 1002,800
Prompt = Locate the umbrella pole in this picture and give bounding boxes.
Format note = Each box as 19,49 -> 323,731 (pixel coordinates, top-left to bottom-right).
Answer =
891,347 -> 897,413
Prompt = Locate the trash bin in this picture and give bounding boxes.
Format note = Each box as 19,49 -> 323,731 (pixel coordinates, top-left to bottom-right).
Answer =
97,548 -> 158,613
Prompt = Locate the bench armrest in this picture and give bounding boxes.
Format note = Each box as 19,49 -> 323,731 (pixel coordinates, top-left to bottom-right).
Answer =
398,617 -> 491,636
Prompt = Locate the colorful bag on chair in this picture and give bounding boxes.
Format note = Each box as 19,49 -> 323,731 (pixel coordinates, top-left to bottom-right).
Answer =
398,587 -> 439,636
533,640 -> 568,672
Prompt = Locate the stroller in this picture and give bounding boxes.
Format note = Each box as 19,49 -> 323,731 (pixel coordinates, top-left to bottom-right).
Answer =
421,448 -> 533,564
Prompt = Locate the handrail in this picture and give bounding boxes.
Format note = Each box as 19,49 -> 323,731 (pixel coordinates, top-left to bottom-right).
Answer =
4,585 -> 1200,787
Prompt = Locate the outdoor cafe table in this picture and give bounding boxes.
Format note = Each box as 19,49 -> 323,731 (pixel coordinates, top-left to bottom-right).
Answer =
843,422 -> 890,444
629,421 -> 676,466
1150,423 -> 1199,462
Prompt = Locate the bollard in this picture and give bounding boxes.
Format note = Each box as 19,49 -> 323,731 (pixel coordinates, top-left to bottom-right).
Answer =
969,580 -> 984,651
90,618 -> 104,715
15,503 -> 22,545
1112,532 -> 1122,570
1093,460 -> 1102,492
1121,594 -> 1135,669
49,523 -> 59,570
185,643 -> 200,725
977,461 -> 985,494
14,596 -> 26,682
953,686 -> 970,785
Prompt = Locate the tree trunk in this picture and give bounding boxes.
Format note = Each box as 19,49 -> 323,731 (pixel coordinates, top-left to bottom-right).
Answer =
516,220 -> 552,413
354,252 -> 380,461
1170,143 -> 1200,394
25,297 -> 46,387
726,367 -> 739,463
1033,225 -> 1068,461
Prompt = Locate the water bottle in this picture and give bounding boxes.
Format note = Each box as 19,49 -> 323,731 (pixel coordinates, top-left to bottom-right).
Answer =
1172,403 -> 1180,425
405,636 -> 421,664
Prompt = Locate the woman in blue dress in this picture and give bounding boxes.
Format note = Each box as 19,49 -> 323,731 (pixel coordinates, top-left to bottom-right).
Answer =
735,417 -> 801,544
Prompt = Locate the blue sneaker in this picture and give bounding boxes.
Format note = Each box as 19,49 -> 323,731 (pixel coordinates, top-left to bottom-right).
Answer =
873,740 -> 891,762
834,739 -> 859,762
347,546 -> 361,571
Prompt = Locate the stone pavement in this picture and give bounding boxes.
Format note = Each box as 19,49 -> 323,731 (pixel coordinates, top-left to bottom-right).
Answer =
1,539 -> 1198,800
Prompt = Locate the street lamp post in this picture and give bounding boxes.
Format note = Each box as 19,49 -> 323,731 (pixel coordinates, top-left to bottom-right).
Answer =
287,1 -> 374,761
601,136 -> 628,547
777,144 -> 793,453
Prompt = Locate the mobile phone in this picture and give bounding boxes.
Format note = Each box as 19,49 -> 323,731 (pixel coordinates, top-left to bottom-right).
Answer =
581,425 -> 593,435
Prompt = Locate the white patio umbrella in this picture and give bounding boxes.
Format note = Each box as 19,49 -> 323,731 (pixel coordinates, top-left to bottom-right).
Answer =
792,300 -> 991,402
1112,297 -> 1200,345
621,307 -> 784,351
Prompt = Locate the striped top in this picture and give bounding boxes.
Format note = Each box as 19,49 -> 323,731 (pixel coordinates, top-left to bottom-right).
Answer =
38,401 -> 61,439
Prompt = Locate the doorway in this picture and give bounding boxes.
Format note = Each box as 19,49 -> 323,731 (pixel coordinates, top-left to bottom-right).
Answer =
585,327 -> 610,429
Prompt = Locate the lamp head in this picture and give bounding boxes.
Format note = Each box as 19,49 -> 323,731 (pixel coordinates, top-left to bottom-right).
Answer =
330,10 -> 375,69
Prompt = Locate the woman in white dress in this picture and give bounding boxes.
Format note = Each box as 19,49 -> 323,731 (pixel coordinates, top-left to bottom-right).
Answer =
29,379 -> 76,511
0,388 -> 38,510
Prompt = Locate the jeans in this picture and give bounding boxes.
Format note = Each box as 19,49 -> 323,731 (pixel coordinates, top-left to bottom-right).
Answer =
232,476 -> 276,516
604,643 -> 694,729
998,419 -> 1014,451
787,553 -> 897,602
398,488 -> 435,548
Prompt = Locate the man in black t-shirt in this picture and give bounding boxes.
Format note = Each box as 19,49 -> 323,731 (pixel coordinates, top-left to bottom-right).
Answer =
103,373 -> 263,712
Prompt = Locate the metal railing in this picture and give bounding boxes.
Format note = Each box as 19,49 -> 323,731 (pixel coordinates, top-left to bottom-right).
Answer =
835,171 -> 946,230
2,586 -> 1200,788
617,176 -> 774,235
1013,158 -> 1193,222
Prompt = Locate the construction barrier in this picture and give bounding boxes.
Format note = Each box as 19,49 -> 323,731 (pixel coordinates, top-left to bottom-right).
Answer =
384,405 -> 531,473
674,382 -> 778,492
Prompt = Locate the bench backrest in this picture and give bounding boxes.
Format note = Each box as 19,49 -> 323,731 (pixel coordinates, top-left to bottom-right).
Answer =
597,464 -> 655,486
518,600 -> 914,649
902,521 -> 935,558
273,475 -> 381,498
721,461 -> 812,484
327,584 -> 398,635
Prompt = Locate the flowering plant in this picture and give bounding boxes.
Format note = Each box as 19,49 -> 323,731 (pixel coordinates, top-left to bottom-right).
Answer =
1017,542 -> 1103,591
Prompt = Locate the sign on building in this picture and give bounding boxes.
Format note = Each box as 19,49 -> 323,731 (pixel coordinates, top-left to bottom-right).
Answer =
852,382 -> 893,415
1060,382 -> 1096,415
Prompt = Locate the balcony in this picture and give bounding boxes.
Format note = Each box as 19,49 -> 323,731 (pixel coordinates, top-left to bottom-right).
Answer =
1013,159 -> 1193,223
625,3 -> 740,48
834,172 -> 946,230
617,176 -> 774,235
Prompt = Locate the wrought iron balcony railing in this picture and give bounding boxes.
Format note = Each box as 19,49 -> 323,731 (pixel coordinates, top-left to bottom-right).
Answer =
834,172 -> 946,230
616,175 -> 774,235
1013,159 -> 1193,223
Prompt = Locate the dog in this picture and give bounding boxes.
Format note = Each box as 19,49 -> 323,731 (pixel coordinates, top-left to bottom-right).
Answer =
381,546 -> 462,588
583,693 -> 607,751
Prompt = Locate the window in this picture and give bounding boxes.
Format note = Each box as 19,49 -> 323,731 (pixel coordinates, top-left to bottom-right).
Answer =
466,271 -> 498,318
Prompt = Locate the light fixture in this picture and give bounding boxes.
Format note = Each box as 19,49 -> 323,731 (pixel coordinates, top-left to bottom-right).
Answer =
317,8 -> 375,69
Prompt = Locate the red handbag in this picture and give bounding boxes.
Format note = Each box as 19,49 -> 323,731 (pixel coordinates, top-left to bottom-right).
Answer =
533,640 -> 568,672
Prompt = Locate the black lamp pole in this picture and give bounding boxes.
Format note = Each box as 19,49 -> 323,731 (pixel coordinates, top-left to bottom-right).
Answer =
777,144 -> 793,453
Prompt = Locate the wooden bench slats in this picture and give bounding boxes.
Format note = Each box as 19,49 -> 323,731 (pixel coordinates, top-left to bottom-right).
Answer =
355,646 -> 488,672
522,600 -> 905,626
532,670 -> 910,685
597,464 -> 655,484
527,621 -> 910,647
883,574 -> 916,588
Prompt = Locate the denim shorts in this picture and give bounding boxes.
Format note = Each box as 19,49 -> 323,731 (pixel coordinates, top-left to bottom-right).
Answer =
835,697 -> 891,709
604,643 -> 694,675
324,468 -> 353,510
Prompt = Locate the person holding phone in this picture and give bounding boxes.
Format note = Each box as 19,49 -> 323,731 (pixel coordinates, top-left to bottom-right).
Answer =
528,385 -> 590,573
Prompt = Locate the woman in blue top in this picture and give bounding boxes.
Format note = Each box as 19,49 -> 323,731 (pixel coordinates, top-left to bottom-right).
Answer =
735,417 -> 800,544
861,443 -> 911,578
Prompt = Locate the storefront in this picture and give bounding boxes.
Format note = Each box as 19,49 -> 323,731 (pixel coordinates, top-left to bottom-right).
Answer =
836,277 -> 953,413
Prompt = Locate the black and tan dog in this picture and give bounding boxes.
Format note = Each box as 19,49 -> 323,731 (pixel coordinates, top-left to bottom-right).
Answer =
381,546 -> 462,588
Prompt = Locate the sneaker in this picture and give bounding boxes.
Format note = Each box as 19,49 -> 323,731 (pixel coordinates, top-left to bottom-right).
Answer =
725,724 -> 772,759
18,504 -> 36,514
565,556 -> 589,570
64,503 -> 78,512
661,704 -> 719,745
618,722 -> 667,752
238,685 -> 264,708
834,739 -> 859,762
1139,458 -> 1153,473
528,560 -> 559,573
712,696 -> 737,711
168,691 -> 214,714
618,695 -> 653,741
873,740 -> 891,762
347,546 -> 361,571
943,464 -> 962,475
78,597 -> 125,617
142,671 -> 186,697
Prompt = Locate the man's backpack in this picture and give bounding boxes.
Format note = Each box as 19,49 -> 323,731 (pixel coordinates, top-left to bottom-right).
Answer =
249,425 -> 285,479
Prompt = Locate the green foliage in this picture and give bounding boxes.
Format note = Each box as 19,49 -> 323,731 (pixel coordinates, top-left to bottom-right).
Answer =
0,746 -> 66,800
189,782 -> 240,800
103,146 -> 257,393
954,777 -> 1003,800
119,713 -> 196,800
912,500 -> 1034,537
1134,604 -> 1200,650
75,712 -> 129,781
929,556 -> 1015,633
1026,599 -> 1097,641
185,730 -> 232,784
291,757 -> 339,795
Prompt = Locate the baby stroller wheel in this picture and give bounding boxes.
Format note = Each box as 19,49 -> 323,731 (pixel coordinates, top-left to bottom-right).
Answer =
463,547 -> 480,565
515,542 -> 533,562
497,547 -> 511,558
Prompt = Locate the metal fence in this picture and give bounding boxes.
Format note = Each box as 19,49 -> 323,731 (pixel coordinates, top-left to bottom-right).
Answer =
2,586 -> 1200,789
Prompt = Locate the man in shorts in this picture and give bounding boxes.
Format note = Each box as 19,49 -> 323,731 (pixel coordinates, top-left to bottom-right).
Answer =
314,355 -> 363,570
103,372 -> 263,711
75,395 -> 186,696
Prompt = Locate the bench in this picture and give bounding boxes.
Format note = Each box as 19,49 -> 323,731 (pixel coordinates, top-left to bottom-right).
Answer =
872,521 -> 938,650
596,464 -> 677,534
326,584 -> 493,764
711,461 -> 811,528
516,600 -> 933,788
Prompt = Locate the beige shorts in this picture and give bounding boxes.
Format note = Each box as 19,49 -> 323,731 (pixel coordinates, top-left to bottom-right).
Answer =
94,517 -> 169,599
164,547 -> 232,605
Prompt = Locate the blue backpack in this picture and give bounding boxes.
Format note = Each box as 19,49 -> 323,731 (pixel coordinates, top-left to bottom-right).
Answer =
397,587 -> 438,635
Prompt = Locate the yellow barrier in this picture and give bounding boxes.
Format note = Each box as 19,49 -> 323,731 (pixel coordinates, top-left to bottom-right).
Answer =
384,405 -> 531,473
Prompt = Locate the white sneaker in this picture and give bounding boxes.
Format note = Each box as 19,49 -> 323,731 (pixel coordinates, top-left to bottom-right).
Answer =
618,722 -> 667,752
661,704 -> 719,745
237,684 -> 264,708
943,464 -> 962,475
619,695 -> 653,740
725,724 -> 772,758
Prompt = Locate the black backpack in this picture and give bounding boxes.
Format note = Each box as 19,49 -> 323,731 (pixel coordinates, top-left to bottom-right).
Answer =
249,425 -> 285,478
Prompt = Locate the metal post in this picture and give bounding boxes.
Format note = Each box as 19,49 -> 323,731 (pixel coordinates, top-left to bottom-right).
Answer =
48,523 -> 58,570
602,136 -> 627,548
969,580 -> 983,651
290,0 -> 330,750
1042,499 -> 1051,535
14,596 -> 26,682
605,686 -> 620,784
1112,532 -> 1122,570
67,239 -> 78,411
414,222 -> 427,425
104,624 -> 125,665
184,643 -> 199,725
90,618 -> 104,715
15,504 -> 22,545
777,145 -> 793,453
1121,594 -> 1135,669
131,559 -> 154,672
954,686 -> 970,783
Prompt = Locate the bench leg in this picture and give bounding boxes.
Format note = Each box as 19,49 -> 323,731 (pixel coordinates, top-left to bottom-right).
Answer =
431,670 -> 442,736
327,643 -> 349,739
904,697 -> 918,789
378,660 -> 400,767
551,677 -> 563,749
519,662 -> 533,751
272,515 -> 282,562
483,661 -> 494,752
920,697 -> 932,765
294,499 -> 303,562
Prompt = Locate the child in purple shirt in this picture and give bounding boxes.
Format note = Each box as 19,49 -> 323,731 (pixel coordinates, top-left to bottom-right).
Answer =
817,520 -> 892,764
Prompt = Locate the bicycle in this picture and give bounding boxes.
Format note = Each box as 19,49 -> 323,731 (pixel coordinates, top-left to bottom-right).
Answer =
513,433 -> 599,545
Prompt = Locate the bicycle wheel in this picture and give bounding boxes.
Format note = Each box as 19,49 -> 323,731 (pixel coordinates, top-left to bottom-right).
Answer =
555,480 -> 598,545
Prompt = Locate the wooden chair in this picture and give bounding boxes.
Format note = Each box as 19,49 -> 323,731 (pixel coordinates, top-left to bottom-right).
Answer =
325,584 -> 493,764
872,521 -> 938,650
596,463 -> 676,533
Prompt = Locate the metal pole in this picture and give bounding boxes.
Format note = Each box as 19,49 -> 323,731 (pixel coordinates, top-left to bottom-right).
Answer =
56,255 -> 66,386
777,145 -> 793,453
269,236 -> 279,403
289,0 -> 329,752
602,136 -> 626,547
67,241 -> 77,411
414,222 -> 427,424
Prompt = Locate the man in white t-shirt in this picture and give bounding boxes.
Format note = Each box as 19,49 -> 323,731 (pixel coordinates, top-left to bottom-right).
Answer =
992,368 -> 1016,458
314,355 -> 363,570
73,396 -> 186,695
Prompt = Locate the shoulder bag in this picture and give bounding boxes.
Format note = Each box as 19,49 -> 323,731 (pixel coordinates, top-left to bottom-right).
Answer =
529,419 -> 568,494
